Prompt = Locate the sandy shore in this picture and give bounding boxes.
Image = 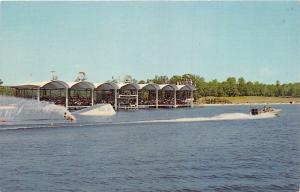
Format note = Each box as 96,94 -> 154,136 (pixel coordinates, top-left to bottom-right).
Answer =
194,103 -> 300,107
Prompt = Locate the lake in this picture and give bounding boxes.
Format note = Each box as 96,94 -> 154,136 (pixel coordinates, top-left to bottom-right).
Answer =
0,105 -> 299,192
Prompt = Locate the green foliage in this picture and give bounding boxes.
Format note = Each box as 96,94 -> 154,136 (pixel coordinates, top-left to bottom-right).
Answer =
238,77 -> 246,96
0,79 -> 15,96
3,75 -> 300,100
223,77 -> 239,96
147,75 -> 169,84
169,75 -> 182,84
207,79 -> 219,97
142,74 -> 300,100
0,86 -> 15,96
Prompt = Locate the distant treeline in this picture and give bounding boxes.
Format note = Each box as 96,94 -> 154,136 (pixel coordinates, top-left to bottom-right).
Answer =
0,86 -> 15,96
0,79 -> 14,96
138,74 -> 300,99
1,75 -> 300,99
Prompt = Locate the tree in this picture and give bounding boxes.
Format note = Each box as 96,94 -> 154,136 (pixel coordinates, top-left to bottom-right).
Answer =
253,81 -> 261,96
275,80 -> 283,96
223,77 -> 239,96
245,81 -> 254,96
136,74 -> 300,98
191,75 -> 206,97
238,77 -> 246,96
169,75 -> 182,84
0,79 -> 3,86
207,79 -> 219,97
149,75 -> 169,84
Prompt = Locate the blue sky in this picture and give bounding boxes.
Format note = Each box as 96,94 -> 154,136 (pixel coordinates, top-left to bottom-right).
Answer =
0,1 -> 299,85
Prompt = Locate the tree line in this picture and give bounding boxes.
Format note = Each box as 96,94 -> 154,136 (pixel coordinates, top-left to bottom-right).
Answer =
1,76 -> 300,98
0,79 -> 15,96
138,74 -> 300,99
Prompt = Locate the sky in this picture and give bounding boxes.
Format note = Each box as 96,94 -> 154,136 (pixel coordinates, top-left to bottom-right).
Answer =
0,1 -> 299,85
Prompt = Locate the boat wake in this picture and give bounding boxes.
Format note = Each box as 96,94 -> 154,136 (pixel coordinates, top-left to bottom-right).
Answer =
0,96 -> 66,121
0,111 -> 278,131
0,96 -> 278,131
132,112 -> 277,124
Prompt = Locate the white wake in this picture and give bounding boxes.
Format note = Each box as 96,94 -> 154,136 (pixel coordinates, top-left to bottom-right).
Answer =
0,96 -> 67,121
133,112 -> 277,124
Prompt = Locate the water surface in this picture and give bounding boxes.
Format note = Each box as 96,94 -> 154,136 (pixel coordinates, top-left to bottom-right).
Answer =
0,105 -> 299,191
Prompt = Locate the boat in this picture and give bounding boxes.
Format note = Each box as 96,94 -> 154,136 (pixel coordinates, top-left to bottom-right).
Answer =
250,106 -> 281,116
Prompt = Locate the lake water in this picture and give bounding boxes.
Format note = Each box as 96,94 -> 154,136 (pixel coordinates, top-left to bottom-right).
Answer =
0,105 -> 299,192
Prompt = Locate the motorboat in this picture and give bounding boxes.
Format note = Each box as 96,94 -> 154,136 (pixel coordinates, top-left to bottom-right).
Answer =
250,106 -> 281,116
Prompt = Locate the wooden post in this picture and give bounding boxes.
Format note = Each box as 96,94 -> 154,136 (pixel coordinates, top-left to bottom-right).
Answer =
37,88 -> 40,102
65,88 -> 68,108
136,90 -> 139,109
156,89 -> 158,109
114,89 -> 118,110
91,89 -> 94,106
191,90 -> 194,108
174,90 -> 177,108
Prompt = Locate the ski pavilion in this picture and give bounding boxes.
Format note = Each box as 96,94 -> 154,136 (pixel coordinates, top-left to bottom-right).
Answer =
12,80 -> 195,110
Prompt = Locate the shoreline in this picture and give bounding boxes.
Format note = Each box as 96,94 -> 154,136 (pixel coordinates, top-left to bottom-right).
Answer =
195,96 -> 300,107
194,103 -> 300,107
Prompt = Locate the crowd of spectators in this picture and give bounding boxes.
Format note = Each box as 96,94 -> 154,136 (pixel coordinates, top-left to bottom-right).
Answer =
139,97 -> 191,105
118,98 -> 137,107
37,92 -> 192,107
119,90 -> 137,95
138,98 -> 156,105
40,96 -> 94,106
158,98 -> 175,105
95,99 -> 115,106
95,93 -> 115,106
40,96 -> 66,105
69,96 -> 91,106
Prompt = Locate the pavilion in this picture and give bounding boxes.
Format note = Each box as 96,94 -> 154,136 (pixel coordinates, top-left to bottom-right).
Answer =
12,80 -> 196,110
